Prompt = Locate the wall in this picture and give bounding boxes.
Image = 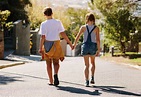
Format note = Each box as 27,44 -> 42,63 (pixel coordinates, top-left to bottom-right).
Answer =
13,20 -> 30,56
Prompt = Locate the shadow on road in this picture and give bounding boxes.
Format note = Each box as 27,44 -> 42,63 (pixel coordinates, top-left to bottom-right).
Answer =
1,71 -> 141,96
94,86 -> 141,96
0,75 -> 24,85
5,53 -> 41,62
57,86 -> 101,96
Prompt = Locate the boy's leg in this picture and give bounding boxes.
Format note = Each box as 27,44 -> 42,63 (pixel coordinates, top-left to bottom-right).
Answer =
46,59 -> 53,84
90,56 -> 95,84
53,59 -> 60,86
53,59 -> 60,74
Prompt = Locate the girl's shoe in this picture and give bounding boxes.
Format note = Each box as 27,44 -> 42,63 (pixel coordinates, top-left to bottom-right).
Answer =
85,80 -> 89,87
90,76 -> 95,84
90,80 -> 95,84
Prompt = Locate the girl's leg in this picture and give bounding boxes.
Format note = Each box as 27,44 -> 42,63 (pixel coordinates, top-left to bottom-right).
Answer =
46,59 -> 53,84
90,56 -> 95,76
84,55 -> 90,80
90,56 -> 95,84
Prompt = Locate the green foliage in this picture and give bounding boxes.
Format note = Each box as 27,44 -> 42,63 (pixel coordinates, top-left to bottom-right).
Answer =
65,8 -> 89,43
30,34 -> 33,49
26,3 -> 44,30
89,0 -> 137,53
0,10 -> 10,27
0,10 -> 12,30
0,0 -> 31,24
28,6 -> 89,43
27,3 -> 71,30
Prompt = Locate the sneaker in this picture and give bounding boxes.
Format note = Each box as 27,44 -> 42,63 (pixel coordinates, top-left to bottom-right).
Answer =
54,74 -> 59,86
85,80 -> 89,87
90,80 -> 95,84
90,76 -> 95,84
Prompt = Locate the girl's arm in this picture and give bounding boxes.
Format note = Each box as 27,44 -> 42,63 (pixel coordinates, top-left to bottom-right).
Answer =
73,26 -> 85,48
95,27 -> 100,56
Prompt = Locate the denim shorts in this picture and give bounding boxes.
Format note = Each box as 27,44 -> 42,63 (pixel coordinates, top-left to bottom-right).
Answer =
81,42 -> 97,55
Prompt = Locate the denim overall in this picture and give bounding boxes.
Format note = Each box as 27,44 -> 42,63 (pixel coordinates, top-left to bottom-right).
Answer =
81,25 -> 97,55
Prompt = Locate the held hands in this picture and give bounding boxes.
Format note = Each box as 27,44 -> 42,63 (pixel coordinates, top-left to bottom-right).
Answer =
69,44 -> 74,50
38,49 -> 44,55
71,44 -> 76,50
69,42 -> 76,50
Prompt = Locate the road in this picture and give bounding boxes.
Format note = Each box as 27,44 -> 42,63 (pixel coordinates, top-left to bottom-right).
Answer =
0,57 -> 141,97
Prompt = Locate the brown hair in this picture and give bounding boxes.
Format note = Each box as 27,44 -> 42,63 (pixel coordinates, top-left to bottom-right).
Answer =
43,7 -> 53,16
85,13 -> 95,24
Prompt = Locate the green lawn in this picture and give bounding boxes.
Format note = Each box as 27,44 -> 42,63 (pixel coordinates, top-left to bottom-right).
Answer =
130,58 -> 141,66
102,52 -> 141,66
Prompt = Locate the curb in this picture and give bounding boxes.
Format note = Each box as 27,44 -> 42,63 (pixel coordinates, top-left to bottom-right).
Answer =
0,61 -> 25,69
109,60 -> 141,70
122,63 -> 141,70
101,56 -> 141,70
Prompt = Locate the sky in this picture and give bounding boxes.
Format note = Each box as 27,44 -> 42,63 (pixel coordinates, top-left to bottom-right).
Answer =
31,0 -> 90,8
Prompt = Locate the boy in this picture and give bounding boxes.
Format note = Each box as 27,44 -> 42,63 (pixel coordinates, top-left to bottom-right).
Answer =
39,7 -> 73,86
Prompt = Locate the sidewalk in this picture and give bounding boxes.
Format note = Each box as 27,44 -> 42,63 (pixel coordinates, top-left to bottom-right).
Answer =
0,60 -> 24,69
0,51 -> 41,69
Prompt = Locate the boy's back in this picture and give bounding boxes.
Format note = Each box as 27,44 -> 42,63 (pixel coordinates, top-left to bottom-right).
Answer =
40,19 -> 65,41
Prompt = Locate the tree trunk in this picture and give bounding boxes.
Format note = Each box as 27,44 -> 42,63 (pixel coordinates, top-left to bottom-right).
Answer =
0,30 -> 4,59
120,41 -> 126,54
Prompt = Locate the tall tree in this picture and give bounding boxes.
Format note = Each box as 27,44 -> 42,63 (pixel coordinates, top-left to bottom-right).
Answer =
0,0 -> 31,24
65,8 -> 89,42
89,0 -> 136,53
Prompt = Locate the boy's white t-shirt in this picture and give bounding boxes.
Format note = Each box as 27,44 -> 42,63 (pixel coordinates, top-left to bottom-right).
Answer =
39,19 -> 65,41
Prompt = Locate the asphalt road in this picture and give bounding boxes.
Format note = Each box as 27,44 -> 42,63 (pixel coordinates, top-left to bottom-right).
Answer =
0,57 -> 141,97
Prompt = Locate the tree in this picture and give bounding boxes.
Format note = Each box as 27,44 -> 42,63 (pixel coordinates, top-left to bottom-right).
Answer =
65,8 -> 89,42
0,0 -> 31,24
0,10 -> 10,30
89,0 -> 136,53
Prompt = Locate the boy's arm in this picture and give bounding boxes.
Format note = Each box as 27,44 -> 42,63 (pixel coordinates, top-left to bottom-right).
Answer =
60,32 -> 73,49
39,35 -> 45,53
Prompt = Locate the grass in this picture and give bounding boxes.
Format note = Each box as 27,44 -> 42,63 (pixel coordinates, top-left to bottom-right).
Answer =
102,52 -> 141,66
129,58 -> 141,66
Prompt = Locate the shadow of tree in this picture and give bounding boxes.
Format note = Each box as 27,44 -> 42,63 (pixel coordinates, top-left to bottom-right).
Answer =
94,86 -> 141,96
1,71 -> 141,97
57,86 -> 101,96
0,75 -> 24,85
5,52 -> 41,62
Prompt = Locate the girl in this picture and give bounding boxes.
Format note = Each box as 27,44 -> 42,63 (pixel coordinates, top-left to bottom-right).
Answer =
73,13 -> 100,87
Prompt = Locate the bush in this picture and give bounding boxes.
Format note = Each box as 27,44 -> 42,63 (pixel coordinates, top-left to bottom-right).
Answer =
0,10 -> 10,30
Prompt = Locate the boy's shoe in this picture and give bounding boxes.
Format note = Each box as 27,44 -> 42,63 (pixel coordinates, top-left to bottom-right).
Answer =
48,83 -> 53,86
54,74 -> 59,86
85,80 -> 89,87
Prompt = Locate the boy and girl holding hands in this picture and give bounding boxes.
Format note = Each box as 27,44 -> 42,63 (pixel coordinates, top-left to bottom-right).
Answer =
39,7 -> 100,87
